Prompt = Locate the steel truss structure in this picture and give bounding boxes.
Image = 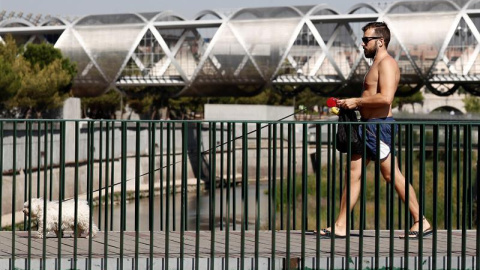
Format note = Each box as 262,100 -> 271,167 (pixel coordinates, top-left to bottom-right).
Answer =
1,0 -> 480,97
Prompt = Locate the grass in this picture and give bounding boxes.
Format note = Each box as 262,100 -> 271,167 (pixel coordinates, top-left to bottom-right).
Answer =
274,149 -> 478,231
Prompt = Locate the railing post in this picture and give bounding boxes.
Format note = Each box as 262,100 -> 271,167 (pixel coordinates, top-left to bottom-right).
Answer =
315,123 -> 322,269
210,122 -> 217,270
330,123 -> 337,270
301,123 -> 308,269
195,122 -> 201,270
271,123 -> 277,270
148,122 -> 156,270
280,123 -> 284,231
120,121 -> 127,270
104,121 -> 111,270
240,122 -> 247,270
286,123 -> 292,269
165,121 -> 171,270
135,122 -> 140,270
181,122 -> 187,269
358,123 -> 367,270
418,124 -> 426,269
98,121 -> 103,230
58,121 -> 66,270
462,124 -> 469,269
73,121 -> 79,270
255,122 -> 261,270
27,122 -> 32,270
388,121 -> 396,269
225,122 -> 232,270
447,125 -> 453,270
172,122 -> 177,232
345,123 -> 352,270
432,124 -> 439,270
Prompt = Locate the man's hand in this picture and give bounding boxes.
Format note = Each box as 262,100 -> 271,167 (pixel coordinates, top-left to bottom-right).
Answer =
337,98 -> 360,110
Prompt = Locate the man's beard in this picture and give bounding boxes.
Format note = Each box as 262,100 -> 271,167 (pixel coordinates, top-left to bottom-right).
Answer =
364,47 -> 376,59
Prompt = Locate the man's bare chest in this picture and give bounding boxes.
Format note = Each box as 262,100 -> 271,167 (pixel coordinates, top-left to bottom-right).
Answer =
363,66 -> 379,93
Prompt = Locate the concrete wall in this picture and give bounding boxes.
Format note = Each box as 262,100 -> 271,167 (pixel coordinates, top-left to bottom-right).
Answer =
205,104 -> 294,121
0,121 -> 327,226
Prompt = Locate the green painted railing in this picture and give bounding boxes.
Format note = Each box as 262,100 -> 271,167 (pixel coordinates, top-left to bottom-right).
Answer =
1,119 -> 478,269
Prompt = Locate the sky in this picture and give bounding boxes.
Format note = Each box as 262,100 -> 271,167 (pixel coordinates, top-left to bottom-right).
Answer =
0,0 -> 394,19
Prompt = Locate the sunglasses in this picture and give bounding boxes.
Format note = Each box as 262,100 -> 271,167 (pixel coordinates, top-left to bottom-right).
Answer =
362,36 -> 382,44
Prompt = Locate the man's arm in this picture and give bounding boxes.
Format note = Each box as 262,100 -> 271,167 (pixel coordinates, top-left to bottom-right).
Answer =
338,58 -> 398,109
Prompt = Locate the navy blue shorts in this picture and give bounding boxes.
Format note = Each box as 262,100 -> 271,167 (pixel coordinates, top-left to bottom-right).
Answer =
358,117 -> 397,160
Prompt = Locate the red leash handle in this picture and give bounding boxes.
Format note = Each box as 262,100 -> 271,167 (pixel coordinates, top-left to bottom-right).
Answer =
326,97 -> 338,108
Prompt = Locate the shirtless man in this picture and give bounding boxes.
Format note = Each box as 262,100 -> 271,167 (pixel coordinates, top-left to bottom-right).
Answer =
319,22 -> 432,239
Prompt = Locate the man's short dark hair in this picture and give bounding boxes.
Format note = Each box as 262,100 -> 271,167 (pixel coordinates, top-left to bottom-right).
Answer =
362,22 -> 390,48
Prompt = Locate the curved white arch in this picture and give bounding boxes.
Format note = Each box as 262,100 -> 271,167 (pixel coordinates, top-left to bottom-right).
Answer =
194,10 -> 228,21
0,18 -> 34,28
384,0 -> 459,14
39,16 -> 70,27
347,3 -> 382,14
444,0 -> 463,10
72,13 -> 146,27
305,4 -> 340,17
271,6 -> 304,18
464,0 -> 480,10
150,11 -> 185,22
229,6 -> 303,21
229,8 -> 265,20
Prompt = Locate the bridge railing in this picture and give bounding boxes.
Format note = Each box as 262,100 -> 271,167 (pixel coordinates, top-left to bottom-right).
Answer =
1,119 -> 478,269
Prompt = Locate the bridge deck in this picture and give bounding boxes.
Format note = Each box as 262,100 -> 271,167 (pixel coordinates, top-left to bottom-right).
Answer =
2,230 -> 477,259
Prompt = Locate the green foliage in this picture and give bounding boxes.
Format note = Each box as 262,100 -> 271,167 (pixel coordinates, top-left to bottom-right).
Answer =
168,97 -> 208,119
463,95 -> 480,113
23,43 -> 63,68
123,87 -> 325,119
0,36 -> 23,111
81,89 -> 123,119
124,86 -> 167,119
0,56 -> 21,104
276,148 -> 473,231
0,35 -> 21,63
295,88 -> 328,113
124,86 -> 210,119
11,59 -> 72,118
392,91 -> 424,112
23,42 -> 76,94
0,35 -> 77,118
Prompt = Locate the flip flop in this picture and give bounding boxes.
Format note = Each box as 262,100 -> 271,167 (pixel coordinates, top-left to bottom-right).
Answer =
399,228 -> 433,239
317,228 -> 347,239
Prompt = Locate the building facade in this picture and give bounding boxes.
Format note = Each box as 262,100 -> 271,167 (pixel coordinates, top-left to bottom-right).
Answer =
0,0 -> 480,99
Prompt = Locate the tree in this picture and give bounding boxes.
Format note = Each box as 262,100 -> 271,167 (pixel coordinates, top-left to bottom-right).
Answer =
8,41 -> 77,118
81,89 -> 123,119
0,56 -> 21,105
23,42 -> 76,94
0,36 -> 77,118
11,59 -> 72,118
392,91 -> 424,112
463,95 -> 480,113
0,35 -> 22,113
123,86 -> 196,120
294,89 -> 328,114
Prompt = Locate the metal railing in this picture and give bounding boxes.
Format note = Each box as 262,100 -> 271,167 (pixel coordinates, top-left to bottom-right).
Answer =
0,119 -> 478,269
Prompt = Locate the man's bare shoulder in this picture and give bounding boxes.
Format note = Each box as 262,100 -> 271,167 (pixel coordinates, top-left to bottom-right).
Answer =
378,54 -> 399,70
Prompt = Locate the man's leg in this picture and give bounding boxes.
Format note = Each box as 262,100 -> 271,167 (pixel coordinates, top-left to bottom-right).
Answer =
380,154 -> 431,232
320,154 -> 366,236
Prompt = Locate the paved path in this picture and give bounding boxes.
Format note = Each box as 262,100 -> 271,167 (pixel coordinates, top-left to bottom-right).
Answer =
2,229 -> 477,259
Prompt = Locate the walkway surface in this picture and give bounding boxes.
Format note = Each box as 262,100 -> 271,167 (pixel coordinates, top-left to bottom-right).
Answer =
1,230 -> 477,269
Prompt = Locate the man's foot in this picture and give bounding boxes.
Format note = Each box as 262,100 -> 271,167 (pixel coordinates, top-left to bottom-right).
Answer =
399,217 -> 433,239
317,226 -> 347,239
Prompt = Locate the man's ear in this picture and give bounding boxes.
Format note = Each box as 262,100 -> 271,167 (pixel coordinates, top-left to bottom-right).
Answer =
377,39 -> 384,48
